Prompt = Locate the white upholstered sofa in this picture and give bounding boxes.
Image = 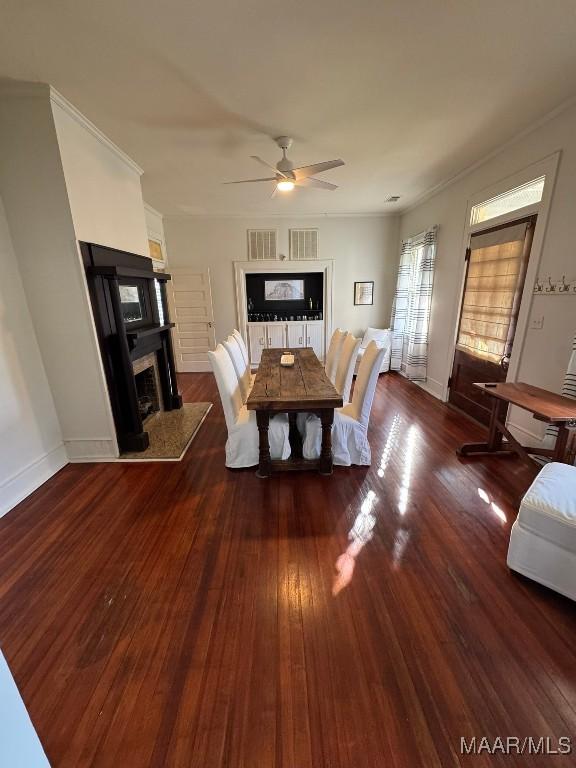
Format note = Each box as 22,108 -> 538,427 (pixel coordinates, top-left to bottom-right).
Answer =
354,327 -> 392,375
507,462 -> 576,601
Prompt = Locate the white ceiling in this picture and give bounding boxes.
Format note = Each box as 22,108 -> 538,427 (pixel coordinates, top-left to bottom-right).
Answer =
2,0 -> 576,216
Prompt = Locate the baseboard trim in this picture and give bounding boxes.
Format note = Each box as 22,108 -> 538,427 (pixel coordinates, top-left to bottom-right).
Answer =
178,363 -> 211,373
414,376 -> 446,401
0,444 -> 68,518
506,421 -> 544,448
65,438 -> 118,462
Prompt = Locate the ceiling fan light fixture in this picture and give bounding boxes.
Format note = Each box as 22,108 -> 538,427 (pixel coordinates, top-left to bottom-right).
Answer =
276,179 -> 295,192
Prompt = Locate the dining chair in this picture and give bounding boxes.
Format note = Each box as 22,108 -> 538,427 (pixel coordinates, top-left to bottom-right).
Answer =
334,333 -> 361,403
208,344 -> 291,468
301,341 -> 386,465
232,328 -> 250,366
325,328 -> 347,383
223,335 -> 252,403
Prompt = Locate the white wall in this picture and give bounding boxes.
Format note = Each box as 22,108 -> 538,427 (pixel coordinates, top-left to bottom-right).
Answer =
399,102 -> 576,444
0,197 -> 66,517
164,215 -> 399,343
52,95 -> 149,257
0,82 -> 118,462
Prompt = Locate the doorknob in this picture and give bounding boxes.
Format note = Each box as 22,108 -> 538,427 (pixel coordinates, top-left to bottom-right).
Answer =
207,321 -> 212,327
500,355 -> 510,371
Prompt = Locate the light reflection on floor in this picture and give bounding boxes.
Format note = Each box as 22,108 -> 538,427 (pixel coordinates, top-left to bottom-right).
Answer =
333,490 -> 377,596
398,424 -> 418,515
477,487 -> 507,523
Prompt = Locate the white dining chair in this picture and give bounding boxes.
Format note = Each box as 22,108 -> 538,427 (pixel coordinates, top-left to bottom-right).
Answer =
223,335 -> 252,403
301,341 -> 386,465
334,333 -> 361,404
232,328 -> 250,366
208,344 -> 291,468
325,328 -> 347,383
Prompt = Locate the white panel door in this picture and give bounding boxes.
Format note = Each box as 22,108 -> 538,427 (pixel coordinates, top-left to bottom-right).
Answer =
306,323 -> 324,360
248,324 -> 267,365
287,324 -> 306,348
266,324 -> 286,349
167,269 -> 216,372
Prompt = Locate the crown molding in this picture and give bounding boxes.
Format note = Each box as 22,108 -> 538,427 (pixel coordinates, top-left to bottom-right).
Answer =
144,201 -> 163,218
0,79 -> 144,176
401,93 -> 576,215
49,86 -> 144,176
164,210 -> 398,220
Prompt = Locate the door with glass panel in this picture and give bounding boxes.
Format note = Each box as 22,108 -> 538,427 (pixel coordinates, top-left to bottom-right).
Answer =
448,216 -> 536,424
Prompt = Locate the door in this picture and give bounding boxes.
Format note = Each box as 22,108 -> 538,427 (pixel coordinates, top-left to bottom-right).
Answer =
248,324 -> 266,365
305,322 -> 324,360
448,216 -> 535,424
266,324 -> 286,349
287,323 -> 306,348
167,268 -> 216,372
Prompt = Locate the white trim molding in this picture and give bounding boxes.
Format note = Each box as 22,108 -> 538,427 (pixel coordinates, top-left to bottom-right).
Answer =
0,444 -> 68,518
49,87 -> 144,175
65,438 -> 119,462
441,152 -> 561,402
0,80 -> 143,176
233,259 -> 334,356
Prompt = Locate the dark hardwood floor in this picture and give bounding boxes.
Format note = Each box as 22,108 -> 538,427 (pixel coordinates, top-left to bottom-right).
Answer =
1,373 -> 575,767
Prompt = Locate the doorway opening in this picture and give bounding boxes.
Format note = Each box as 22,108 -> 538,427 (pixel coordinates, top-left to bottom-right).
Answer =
448,215 -> 536,425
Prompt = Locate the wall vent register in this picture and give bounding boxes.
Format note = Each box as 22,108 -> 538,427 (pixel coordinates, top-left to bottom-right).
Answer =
290,228 -> 319,260
247,229 -> 277,260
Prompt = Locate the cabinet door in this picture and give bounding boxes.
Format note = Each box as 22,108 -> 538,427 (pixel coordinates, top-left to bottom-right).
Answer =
305,323 -> 324,360
287,324 -> 306,348
266,324 -> 286,349
248,324 -> 266,365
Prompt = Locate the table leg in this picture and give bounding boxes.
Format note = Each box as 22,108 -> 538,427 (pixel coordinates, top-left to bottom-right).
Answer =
553,424 -> 570,463
319,408 -> 334,475
487,398 -> 508,450
256,410 -> 272,478
457,397 -> 513,457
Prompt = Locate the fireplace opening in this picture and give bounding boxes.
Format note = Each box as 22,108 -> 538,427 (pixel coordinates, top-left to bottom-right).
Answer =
134,365 -> 161,422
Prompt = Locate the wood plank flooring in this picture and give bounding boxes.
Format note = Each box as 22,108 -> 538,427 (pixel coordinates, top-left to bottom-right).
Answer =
1,372 -> 575,767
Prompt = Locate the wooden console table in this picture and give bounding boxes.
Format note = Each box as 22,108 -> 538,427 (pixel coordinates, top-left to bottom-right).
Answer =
457,382 -> 576,465
246,348 -> 343,477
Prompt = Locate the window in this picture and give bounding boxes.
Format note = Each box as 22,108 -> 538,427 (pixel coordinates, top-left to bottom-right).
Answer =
457,219 -> 534,364
470,176 -> 545,226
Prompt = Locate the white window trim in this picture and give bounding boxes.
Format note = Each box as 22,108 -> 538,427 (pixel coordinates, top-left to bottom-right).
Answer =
443,151 -> 561,402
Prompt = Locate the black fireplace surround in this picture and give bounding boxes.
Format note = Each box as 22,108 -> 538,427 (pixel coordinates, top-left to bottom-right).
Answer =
81,241 -> 183,453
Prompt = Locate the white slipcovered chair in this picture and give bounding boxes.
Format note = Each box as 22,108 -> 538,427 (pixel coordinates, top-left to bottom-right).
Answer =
334,333 -> 361,404
325,328 -> 347,384
507,462 -> 576,601
223,335 -> 252,403
208,344 -> 291,468
354,327 -> 392,375
301,341 -> 386,466
232,328 -> 250,366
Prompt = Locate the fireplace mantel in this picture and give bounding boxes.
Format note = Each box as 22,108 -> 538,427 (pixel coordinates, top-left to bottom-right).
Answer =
82,241 -> 182,452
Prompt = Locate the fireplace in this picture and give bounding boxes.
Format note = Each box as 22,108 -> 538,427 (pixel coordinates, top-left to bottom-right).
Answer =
133,353 -> 163,421
82,241 -> 183,453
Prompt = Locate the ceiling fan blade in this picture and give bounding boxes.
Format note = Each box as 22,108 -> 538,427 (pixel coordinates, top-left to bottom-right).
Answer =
295,177 -> 338,191
292,159 -> 344,180
223,177 -> 277,185
250,155 -> 287,178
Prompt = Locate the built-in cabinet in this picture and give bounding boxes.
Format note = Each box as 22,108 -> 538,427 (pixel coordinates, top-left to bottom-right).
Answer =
248,321 -> 324,365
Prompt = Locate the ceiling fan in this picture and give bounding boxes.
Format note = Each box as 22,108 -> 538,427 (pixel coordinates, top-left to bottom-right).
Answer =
224,137 -> 344,195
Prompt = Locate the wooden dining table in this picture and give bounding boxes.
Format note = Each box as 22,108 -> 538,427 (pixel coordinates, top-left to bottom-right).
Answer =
246,348 -> 343,477
457,381 -> 576,465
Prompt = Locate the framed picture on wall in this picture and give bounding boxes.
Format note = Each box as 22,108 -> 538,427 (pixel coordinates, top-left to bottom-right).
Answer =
354,281 -> 374,305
